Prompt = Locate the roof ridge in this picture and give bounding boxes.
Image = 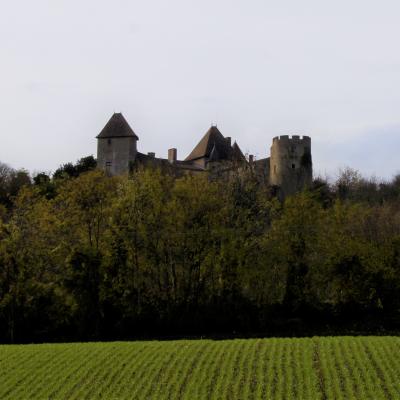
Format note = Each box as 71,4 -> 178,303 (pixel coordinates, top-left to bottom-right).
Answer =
185,126 -> 230,161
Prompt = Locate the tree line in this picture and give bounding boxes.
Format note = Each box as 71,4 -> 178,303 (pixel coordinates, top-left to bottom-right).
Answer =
1,159 -> 400,343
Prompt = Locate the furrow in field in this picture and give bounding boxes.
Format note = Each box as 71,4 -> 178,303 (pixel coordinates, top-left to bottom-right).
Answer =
122,341 -> 167,398
73,343 -> 128,400
270,338 -> 285,400
231,339 -> 254,399
338,337 -> 366,400
350,338 -> 387,400
0,346 -> 38,383
178,340 -> 215,399
138,341 -> 182,398
291,339 -> 301,399
349,337 -> 382,400
89,343 -> 143,399
42,345 -> 97,400
363,338 -> 400,398
47,343 -> 113,399
379,337 -> 400,376
148,341 -> 199,399
330,338 -> 349,400
100,342 -> 149,399
21,345 -> 81,400
266,338 -> 279,399
1,345 -> 66,400
171,340 -> 209,400
283,338 -> 295,400
208,340 -> 238,400
58,344 -> 116,400
119,341 -> 166,398
243,339 -> 263,400
301,338 -> 319,400
320,338 -> 343,400
252,338 -> 271,400
224,339 -> 248,400
0,347 -> 46,399
328,338 -> 353,400
187,340 -> 227,399
317,338 -> 344,400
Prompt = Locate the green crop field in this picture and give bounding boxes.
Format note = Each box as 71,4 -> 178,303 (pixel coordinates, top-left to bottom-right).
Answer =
0,336 -> 399,399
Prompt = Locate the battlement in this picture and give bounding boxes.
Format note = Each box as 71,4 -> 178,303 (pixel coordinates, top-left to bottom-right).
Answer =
272,135 -> 311,145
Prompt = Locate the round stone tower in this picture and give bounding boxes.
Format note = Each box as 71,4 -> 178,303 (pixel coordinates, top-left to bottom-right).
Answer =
269,135 -> 312,198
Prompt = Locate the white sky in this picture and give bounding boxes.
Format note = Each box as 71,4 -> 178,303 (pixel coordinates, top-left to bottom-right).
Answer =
1,0 -> 400,179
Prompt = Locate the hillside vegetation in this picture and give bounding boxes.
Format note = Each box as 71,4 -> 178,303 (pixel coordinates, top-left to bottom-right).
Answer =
1,337 -> 399,399
1,163 -> 400,341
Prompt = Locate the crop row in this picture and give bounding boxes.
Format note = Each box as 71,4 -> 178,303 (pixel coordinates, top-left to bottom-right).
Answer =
0,337 -> 399,399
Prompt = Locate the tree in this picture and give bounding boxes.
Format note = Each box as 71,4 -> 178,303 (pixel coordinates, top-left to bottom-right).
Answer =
53,155 -> 97,180
0,162 -> 31,208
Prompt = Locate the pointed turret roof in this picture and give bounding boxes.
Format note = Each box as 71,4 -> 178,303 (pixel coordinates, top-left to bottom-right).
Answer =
185,126 -> 232,161
231,141 -> 246,162
97,113 -> 139,139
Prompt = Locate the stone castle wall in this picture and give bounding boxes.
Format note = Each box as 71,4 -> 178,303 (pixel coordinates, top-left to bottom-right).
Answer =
97,137 -> 137,176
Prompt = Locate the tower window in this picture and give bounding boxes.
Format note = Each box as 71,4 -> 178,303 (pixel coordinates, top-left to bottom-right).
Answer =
292,164 -> 296,169
107,139 -> 112,145
274,165 -> 277,174
106,161 -> 112,167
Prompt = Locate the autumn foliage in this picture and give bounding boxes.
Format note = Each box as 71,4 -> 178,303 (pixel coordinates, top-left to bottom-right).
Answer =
1,163 -> 400,342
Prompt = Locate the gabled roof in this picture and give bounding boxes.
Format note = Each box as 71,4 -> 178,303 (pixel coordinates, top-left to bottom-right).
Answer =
231,141 -> 246,162
97,113 -> 139,139
185,126 -> 232,161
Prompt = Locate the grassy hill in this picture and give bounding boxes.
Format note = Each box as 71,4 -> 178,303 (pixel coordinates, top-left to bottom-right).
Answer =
0,336 -> 399,399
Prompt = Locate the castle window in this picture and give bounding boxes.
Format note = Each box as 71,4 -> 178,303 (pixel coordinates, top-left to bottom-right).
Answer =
292,164 -> 296,169
106,161 -> 112,167
274,165 -> 277,174
107,139 -> 112,145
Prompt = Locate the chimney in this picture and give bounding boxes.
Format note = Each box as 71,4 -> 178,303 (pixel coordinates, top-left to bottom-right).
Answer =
225,137 -> 231,146
249,154 -> 254,165
147,152 -> 155,158
168,148 -> 177,164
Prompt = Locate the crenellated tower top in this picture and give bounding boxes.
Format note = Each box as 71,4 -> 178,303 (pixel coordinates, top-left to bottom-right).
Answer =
269,134 -> 312,199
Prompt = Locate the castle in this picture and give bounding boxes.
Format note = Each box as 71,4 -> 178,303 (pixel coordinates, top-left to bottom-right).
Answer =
97,113 -> 313,198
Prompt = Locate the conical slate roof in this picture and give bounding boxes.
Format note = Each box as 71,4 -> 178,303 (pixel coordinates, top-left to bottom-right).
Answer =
97,113 -> 139,139
185,126 -> 232,161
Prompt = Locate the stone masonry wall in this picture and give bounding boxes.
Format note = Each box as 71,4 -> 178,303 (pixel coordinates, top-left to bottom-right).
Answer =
97,136 -> 137,176
269,135 -> 312,198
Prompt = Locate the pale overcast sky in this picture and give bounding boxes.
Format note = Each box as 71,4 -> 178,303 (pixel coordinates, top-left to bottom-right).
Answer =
1,0 -> 400,179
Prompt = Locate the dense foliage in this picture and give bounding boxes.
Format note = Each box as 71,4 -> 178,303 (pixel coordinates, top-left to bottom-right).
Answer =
1,337 -> 399,399
1,161 -> 400,342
